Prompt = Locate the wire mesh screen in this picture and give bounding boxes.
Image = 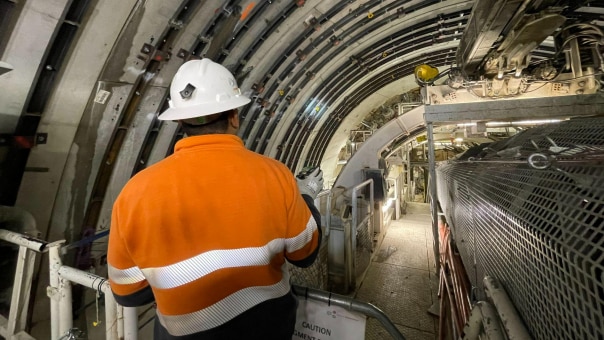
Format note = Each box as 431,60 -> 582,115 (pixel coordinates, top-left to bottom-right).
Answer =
355,217 -> 373,279
436,117 -> 604,340
289,241 -> 328,290
288,192 -> 331,290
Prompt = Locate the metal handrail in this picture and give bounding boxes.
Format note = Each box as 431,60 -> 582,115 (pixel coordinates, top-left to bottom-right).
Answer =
1,229 -> 137,340
0,229 -> 48,252
0,229 -> 47,339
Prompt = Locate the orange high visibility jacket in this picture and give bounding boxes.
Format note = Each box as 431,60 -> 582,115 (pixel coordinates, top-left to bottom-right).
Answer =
107,134 -> 321,339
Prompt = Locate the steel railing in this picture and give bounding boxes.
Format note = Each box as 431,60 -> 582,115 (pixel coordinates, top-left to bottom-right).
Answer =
0,229 -> 138,340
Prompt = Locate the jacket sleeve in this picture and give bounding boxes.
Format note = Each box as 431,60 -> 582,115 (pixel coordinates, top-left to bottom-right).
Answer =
284,176 -> 322,268
107,202 -> 155,307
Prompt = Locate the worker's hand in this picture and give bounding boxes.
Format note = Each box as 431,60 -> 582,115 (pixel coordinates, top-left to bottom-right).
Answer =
296,167 -> 324,200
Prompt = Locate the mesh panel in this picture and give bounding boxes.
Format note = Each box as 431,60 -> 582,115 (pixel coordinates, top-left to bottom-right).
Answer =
289,193 -> 331,290
437,117 -> 604,340
356,219 -> 373,279
289,241 -> 328,290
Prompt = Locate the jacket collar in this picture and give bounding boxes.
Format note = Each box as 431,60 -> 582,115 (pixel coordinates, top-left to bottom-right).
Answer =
174,134 -> 244,152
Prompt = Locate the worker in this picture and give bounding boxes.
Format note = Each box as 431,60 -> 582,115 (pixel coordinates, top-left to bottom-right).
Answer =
107,58 -> 323,339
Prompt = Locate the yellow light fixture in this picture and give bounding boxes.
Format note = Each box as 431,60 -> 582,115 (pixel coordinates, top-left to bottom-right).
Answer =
414,64 -> 439,84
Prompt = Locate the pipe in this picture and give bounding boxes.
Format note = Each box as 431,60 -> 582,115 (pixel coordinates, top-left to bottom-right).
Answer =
123,307 -> 139,340
483,277 -> 531,340
292,285 -> 405,340
442,271 -> 461,339
117,305 -> 124,339
104,290 -> 118,339
6,245 -> 36,337
451,254 -> 471,323
48,241 -> 67,340
57,265 -> 138,339
439,233 -> 461,338
462,301 -> 506,340
58,266 -> 116,339
0,229 -> 47,252
58,266 -> 110,292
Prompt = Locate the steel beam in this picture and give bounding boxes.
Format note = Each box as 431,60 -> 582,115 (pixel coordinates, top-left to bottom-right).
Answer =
424,93 -> 604,123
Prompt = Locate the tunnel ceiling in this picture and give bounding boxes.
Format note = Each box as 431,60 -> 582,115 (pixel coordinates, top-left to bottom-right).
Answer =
196,0 -> 603,171
229,0 -> 475,170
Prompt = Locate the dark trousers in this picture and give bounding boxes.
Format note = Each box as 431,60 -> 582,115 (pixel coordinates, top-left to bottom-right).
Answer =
153,291 -> 298,340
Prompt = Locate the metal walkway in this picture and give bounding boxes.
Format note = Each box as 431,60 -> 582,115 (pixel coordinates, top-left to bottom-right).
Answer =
356,202 -> 439,340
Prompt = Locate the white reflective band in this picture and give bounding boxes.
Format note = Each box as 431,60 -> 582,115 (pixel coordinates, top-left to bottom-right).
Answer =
157,275 -> 291,336
108,264 -> 146,285
109,221 -> 316,290
285,214 -> 318,254
142,238 -> 286,289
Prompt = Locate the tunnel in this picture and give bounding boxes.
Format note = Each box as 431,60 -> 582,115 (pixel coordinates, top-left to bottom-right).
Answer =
0,0 -> 603,339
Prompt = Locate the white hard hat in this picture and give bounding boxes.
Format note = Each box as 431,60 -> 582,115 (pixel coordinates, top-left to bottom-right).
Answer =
159,59 -> 251,121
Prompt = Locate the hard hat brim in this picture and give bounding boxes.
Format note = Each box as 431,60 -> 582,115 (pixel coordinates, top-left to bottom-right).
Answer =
158,95 -> 251,121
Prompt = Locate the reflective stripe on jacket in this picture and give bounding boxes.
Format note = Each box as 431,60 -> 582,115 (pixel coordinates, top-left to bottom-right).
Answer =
107,134 -> 320,338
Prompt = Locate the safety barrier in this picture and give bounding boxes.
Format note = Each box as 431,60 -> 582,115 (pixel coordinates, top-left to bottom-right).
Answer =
436,117 -> 604,339
0,229 -> 42,339
291,180 -> 375,294
349,179 -> 374,291
0,229 -> 137,340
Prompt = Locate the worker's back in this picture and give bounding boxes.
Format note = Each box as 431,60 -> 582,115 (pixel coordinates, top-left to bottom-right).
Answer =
108,133 -> 321,339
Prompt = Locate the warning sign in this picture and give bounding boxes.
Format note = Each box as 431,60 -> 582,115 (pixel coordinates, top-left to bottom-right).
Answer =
293,299 -> 366,340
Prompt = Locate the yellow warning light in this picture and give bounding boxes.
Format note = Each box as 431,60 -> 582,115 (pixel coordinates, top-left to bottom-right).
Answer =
414,64 -> 439,84
416,135 -> 427,143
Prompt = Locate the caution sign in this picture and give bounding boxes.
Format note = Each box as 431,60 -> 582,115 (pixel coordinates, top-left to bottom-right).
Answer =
293,299 -> 366,340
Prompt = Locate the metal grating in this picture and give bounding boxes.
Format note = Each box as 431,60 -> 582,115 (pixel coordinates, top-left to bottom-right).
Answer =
436,117 -> 604,340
